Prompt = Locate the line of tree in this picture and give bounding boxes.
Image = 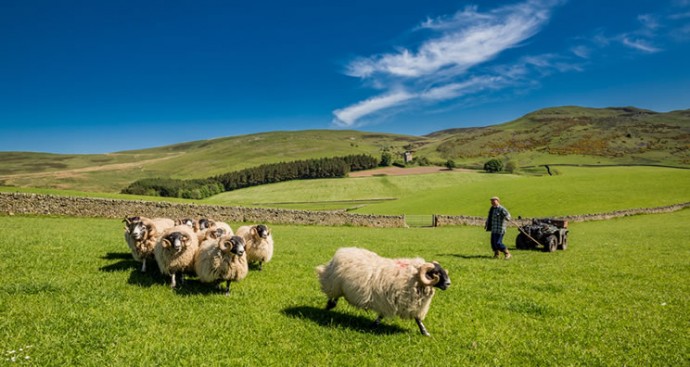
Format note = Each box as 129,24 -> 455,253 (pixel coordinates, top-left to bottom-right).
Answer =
121,154 -> 378,199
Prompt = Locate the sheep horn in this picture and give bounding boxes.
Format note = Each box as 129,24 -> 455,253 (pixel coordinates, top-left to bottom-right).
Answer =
418,263 -> 440,286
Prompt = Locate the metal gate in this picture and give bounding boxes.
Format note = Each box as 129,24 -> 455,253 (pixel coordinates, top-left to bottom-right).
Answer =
404,215 -> 435,228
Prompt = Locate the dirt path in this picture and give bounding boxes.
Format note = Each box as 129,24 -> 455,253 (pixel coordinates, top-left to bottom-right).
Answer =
348,166 -> 473,177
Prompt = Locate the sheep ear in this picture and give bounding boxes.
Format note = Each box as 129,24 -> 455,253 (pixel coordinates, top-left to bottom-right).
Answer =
162,238 -> 171,248
418,263 -> 440,286
251,227 -> 258,237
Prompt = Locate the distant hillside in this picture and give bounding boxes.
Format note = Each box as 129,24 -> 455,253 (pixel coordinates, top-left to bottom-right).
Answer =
1,106 -> 688,193
419,106 -> 690,167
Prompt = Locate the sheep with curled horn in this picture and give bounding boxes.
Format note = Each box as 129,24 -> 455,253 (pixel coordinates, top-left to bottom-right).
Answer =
123,216 -> 175,272
315,247 -> 451,336
194,234 -> 248,295
235,224 -> 273,270
154,225 -> 199,289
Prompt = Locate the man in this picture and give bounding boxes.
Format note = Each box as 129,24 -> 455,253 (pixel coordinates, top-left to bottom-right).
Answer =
485,196 -> 512,259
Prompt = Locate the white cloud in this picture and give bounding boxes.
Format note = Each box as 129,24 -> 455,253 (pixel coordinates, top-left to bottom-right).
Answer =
335,0 -> 562,127
332,91 -> 414,127
621,36 -> 663,52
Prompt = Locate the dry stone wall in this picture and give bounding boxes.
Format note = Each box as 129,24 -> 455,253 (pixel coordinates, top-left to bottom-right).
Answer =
434,201 -> 690,227
1,192 -> 687,228
0,193 -> 405,228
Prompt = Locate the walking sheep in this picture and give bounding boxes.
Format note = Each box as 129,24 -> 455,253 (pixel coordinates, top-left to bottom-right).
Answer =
194,234 -> 248,295
235,224 -> 273,270
154,225 -> 199,289
315,247 -> 451,336
123,216 -> 175,272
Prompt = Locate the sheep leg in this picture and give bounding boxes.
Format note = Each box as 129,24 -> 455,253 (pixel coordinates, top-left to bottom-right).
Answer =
415,317 -> 430,337
224,280 -> 231,296
326,298 -> 338,310
140,259 -> 147,273
258,261 -> 263,271
170,274 -> 177,289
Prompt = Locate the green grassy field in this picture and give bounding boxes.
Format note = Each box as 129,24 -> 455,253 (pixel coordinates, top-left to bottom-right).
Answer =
204,166 -> 690,216
1,210 -> 688,366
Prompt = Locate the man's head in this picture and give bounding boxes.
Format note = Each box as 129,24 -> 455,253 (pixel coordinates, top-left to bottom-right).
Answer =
490,196 -> 500,207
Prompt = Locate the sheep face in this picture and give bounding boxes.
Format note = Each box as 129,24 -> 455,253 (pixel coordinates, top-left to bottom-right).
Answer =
419,262 -> 451,290
124,217 -> 150,241
255,224 -> 270,239
220,235 -> 245,257
162,231 -> 192,253
197,218 -> 211,231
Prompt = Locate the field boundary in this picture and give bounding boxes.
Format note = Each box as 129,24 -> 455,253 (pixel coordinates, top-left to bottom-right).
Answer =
434,201 -> 690,227
1,192 -> 688,227
0,192 -> 404,227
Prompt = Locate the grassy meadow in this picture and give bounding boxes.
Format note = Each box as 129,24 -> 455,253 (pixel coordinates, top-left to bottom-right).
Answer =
1,210 -> 689,366
203,166 -> 690,216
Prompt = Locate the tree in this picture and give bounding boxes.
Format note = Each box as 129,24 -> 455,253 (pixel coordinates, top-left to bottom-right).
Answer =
504,160 -> 518,173
483,159 -> 504,173
380,152 -> 393,166
445,160 -> 456,170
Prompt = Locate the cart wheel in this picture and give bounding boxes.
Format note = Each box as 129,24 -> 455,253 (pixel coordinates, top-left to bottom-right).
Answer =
544,235 -> 557,252
516,233 -> 530,249
558,233 -> 568,250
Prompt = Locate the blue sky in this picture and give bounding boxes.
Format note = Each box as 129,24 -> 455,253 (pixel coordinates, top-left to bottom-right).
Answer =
1,0 -> 689,154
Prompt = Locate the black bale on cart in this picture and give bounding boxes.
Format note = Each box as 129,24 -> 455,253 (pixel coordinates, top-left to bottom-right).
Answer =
515,218 -> 569,252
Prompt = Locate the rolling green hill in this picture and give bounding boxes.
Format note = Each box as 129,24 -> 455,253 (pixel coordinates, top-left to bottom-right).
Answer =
1,106 -> 688,193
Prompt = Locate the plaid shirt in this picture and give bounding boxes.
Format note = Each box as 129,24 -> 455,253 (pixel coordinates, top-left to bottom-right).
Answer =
486,205 -> 511,234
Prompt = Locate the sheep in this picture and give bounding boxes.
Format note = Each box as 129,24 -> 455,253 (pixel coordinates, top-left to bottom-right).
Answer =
194,234 -> 248,295
193,218 -> 213,232
214,221 -> 233,236
123,216 -> 175,272
174,218 -> 195,228
315,247 -> 451,336
235,224 -> 273,270
154,225 -> 199,289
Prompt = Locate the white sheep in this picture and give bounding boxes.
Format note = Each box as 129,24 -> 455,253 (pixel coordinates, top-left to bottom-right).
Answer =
235,224 -> 273,270
214,221 -> 233,236
315,247 -> 451,336
123,216 -> 175,272
194,234 -> 248,295
154,225 -> 199,289
174,218 -> 195,228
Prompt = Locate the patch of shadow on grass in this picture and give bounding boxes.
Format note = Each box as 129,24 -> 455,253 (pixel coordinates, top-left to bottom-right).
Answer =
99,260 -> 139,272
102,252 -> 132,260
127,269 -> 166,288
282,306 -> 407,335
99,252 -> 139,272
172,279 -> 233,297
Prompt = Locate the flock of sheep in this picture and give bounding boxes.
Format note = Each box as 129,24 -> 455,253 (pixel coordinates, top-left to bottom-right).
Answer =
123,216 -> 273,294
123,216 -> 452,336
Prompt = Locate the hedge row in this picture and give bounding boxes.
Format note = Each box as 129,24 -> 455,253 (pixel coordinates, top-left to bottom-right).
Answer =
121,154 -> 378,199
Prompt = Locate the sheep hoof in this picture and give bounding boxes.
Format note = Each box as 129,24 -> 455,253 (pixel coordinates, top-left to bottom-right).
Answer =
416,318 -> 430,336
326,299 -> 338,310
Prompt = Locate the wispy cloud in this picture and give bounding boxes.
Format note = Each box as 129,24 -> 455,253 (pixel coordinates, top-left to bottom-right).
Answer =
621,37 -> 663,53
333,0 -> 688,128
333,0 -> 564,127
